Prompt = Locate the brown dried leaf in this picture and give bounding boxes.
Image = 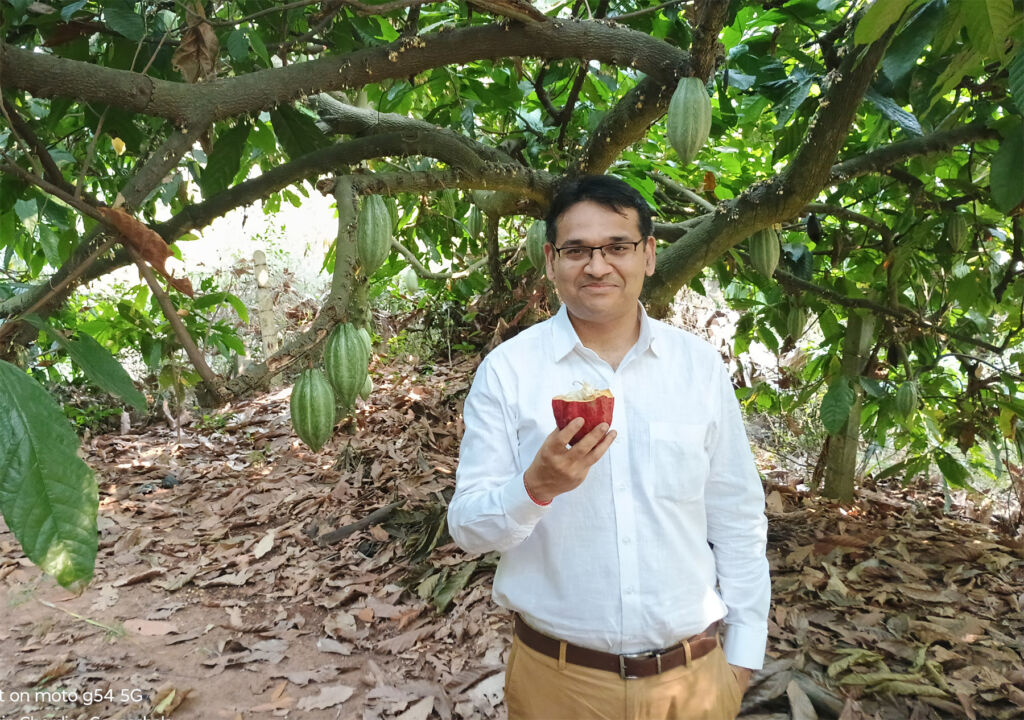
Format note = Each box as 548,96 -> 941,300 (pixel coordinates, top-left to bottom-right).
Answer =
96,207 -> 194,296
171,3 -> 218,83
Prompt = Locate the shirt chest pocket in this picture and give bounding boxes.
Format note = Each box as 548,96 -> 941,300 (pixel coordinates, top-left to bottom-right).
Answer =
649,422 -> 710,502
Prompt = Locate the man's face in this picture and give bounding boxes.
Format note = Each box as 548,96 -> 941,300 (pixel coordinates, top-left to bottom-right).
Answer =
544,200 -> 656,325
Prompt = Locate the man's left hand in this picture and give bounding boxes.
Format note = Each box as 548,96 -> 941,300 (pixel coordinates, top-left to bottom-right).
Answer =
729,665 -> 752,695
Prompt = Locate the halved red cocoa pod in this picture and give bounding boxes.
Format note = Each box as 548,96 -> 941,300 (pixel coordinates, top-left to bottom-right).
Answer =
552,382 -> 614,446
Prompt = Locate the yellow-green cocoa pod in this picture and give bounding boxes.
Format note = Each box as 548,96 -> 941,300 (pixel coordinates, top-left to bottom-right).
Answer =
324,323 -> 370,410
666,77 -> 712,166
359,373 -> 373,401
787,306 -> 808,340
526,220 -> 547,271
290,368 -> 336,451
399,265 -> 419,294
895,381 -> 919,418
357,195 -> 392,275
748,227 -> 781,278
944,213 -> 969,253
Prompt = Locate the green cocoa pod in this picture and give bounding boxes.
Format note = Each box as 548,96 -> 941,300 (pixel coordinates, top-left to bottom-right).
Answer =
359,373 -> 373,401
526,220 -> 547,271
290,368 -> 336,451
787,306 -> 808,340
895,381 -> 919,418
748,227 -> 781,278
324,323 -> 370,410
944,213 -> 969,253
467,205 -> 484,240
666,77 -> 712,166
357,195 -> 392,275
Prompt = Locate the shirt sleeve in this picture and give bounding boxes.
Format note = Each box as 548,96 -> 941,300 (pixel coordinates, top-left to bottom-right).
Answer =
704,360 -> 771,670
447,357 -> 550,555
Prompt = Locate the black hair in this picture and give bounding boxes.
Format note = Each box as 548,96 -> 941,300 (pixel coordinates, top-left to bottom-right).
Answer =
544,175 -> 654,245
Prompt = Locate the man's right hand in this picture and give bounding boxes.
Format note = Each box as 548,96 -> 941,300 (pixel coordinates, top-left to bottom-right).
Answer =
523,418 -> 616,504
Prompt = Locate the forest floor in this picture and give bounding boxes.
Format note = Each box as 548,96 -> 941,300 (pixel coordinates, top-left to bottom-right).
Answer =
2,348 -> 1024,720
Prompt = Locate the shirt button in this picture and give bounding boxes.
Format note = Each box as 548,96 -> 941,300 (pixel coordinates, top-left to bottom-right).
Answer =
625,587 -> 635,595
623,537 -> 632,545
617,484 -> 626,491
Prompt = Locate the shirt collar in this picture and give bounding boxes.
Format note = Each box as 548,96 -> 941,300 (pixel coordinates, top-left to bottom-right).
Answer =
551,302 -> 660,362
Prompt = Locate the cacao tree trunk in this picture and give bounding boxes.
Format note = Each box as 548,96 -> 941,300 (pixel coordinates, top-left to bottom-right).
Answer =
822,311 -> 876,502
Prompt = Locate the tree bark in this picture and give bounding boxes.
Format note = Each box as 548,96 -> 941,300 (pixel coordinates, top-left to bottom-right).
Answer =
823,311 -> 876,502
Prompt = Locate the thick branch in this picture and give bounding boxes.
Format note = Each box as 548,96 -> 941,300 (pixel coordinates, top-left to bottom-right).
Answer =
828,124 -> 999,185
313,94 -> 511,165
1,20 -> 687,126
689,0 -> 728,82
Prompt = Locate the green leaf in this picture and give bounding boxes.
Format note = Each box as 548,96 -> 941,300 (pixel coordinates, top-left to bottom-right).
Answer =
865,88 -> 922,135
432,560 -> 477,613
0,360 -> 98,589
990,121 -> 1024,213
200,121 -> 251,198
64,332 -> 148,412
23,316 -> 147,411
1008,47 -> 1024,112
61,0 -> 88,21
821,378 -> 855,435
226,29 -> 250,63
963,0 -> 1014,59
103,1 -> 145,42
881,0 -> 944,82
269,105 -> 330,160
934,450 -> 973,489
854,0 -> 911,46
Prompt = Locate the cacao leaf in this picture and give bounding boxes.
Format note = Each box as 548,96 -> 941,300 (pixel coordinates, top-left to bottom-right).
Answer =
990,121 -> 1024,213
962,0 -> 1014,59
821,378 -> 855,435
200,121 -> 250,198
0,360 -> 98,589
269,105 -> 330,160
1009,46 -> 1024,112
103,1 -> 145,42
854,0 -> 911,46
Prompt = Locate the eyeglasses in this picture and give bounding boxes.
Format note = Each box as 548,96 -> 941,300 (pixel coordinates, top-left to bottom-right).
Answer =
552,240 -> 643,263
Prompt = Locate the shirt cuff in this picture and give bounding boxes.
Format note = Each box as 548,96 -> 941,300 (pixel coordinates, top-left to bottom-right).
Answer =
502,471 -> 551,527
721,622 -> 768,670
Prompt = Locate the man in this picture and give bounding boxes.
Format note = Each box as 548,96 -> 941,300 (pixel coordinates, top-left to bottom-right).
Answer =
447,175 -> 770,720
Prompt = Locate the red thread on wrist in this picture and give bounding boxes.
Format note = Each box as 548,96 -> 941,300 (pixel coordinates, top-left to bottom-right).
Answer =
524,478 -> 551,506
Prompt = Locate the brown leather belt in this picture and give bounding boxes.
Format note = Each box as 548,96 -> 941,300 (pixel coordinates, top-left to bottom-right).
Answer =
513,615 -> 719,680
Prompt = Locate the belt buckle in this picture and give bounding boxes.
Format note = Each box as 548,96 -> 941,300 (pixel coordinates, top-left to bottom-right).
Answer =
618,650 -> 662,680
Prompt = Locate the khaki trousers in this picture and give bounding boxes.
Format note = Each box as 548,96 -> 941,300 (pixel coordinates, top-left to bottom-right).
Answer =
504,634 -> 744,720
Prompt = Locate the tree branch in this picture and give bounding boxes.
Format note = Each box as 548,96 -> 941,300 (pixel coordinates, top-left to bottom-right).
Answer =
0,97 -> 75,197
828,124 -> 999,185
313,94 -> 512,165
124,244 -> 226,401
1,20 -> 687,127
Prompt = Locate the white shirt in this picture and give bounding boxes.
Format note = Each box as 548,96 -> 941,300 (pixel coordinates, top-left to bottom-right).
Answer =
447,303 -> 770,670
